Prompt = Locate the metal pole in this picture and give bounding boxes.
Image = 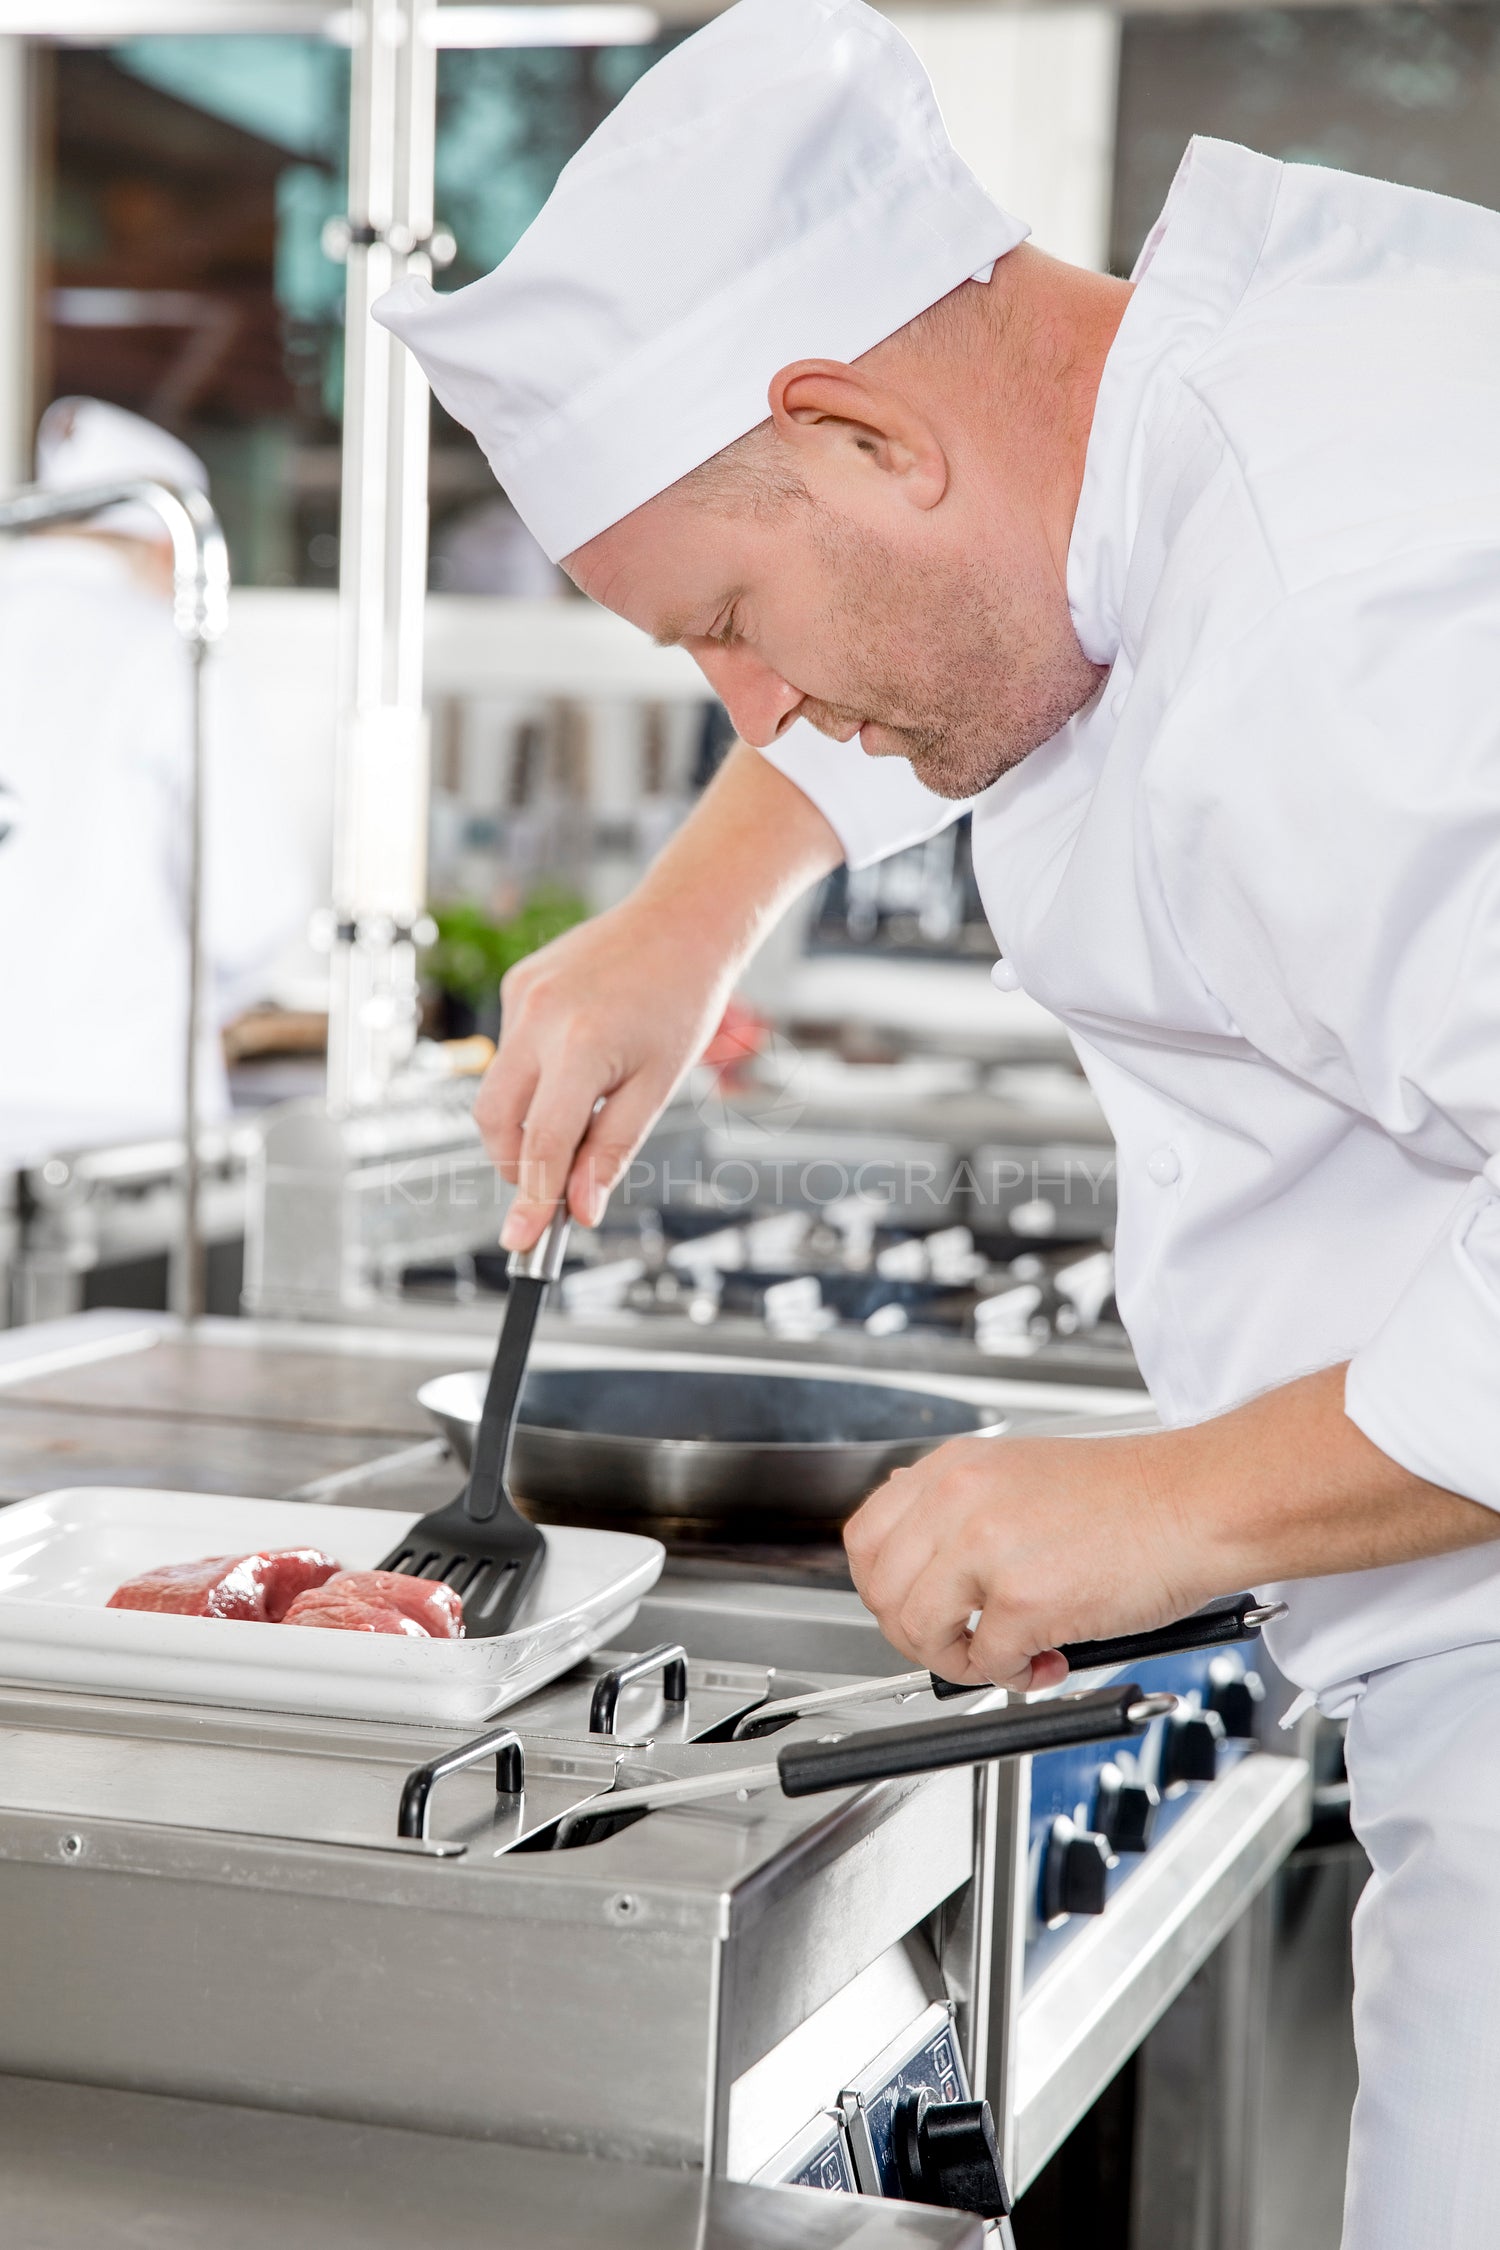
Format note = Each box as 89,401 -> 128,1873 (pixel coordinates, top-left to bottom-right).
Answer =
325,0 -> 438,1114
0,37 -> 33,491
183,632 -> 209,1318
0,476 -> 230,1321
984,1751 -> 1032,2193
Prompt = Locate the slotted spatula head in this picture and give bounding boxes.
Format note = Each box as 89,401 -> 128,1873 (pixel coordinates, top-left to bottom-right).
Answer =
380,1213 -> 568,1636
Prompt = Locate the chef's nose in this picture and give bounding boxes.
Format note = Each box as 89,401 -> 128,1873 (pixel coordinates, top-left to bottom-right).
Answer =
690,644 -> 804,749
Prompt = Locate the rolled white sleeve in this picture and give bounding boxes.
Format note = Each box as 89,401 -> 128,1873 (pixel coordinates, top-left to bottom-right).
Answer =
1346,1171 -> 1500,1506
1151,545 -> 1500,1511
756,718 -> 966,869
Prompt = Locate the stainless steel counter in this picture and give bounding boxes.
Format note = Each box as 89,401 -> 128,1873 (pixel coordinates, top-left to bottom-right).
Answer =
0,1311 -> 466,1505
0,2076 -> 982,2250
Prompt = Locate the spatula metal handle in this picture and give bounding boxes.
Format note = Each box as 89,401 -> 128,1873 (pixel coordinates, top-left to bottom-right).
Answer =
507,1208 -> 571,1283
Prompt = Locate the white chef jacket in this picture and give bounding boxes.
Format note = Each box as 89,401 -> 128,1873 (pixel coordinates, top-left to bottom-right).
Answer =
0,537 -> 295,1167
761,137 -> 1500,1703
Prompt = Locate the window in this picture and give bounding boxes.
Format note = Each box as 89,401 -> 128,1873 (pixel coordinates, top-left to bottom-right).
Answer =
37,25 -> 679,585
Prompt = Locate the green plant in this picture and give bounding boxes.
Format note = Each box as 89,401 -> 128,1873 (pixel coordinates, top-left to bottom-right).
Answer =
423,889 -> 587,1007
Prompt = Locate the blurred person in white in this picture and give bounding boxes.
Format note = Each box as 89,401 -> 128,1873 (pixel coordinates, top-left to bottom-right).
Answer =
0,398 -> 297,1165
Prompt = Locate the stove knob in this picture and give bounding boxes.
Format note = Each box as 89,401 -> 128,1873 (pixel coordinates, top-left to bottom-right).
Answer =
1206,1655 -> 1265,1740
1094,1760 -> 1160,1854
1161,1706 -> 1226,1790
1042,1814 -> 1116,1923
892,2089 -> 1012,2220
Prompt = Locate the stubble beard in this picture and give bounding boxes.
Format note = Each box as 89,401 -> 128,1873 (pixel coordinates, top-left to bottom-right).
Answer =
800,519 -> 1104,801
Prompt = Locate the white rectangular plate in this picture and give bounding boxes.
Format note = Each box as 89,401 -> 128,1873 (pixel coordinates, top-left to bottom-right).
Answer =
0,1489 -> 664,1727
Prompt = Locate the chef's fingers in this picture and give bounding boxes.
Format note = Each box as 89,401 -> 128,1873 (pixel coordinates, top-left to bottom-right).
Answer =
1028,1648 -> 1070,1691
845,1444 -> 982,1620
566,1070 -> 675,1228
843,1449 -> 1068,1689
853,1488 -> 999,1673
502,1053 -> 618,1248
473,1049 -> 539,1187
871,1517 -> 1059,1692
880,1538 -> 987,1672
843,1462 -> 934,1599
914,1583 -> 1071,1691
966,1617 -> 1069,1694
922,1623 -> 1002,1690
852,1501 -> 948,1635
973,1639 -> 1070,1694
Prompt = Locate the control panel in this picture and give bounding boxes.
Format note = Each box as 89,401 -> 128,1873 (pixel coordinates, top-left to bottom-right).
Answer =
751,2001 -> 1015,2241
751,2110 -> 860,2194
840,2003 -> 969,2195
1026,1641 -> 1263,1981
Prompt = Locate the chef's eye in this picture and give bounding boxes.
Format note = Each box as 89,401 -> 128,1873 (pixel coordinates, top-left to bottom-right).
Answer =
712,608 -> 742,648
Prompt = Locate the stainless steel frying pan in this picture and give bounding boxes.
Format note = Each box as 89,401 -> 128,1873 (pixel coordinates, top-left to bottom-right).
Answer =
418,1363 -> 1006,1532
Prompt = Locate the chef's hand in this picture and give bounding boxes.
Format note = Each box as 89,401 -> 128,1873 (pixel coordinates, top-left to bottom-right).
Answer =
844,1431 -> 1193,1691
479,746 -> 841,1250
482,896 -> 733,1248
846,1365 -> 1500,1689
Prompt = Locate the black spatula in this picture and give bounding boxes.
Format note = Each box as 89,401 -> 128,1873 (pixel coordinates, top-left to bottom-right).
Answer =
379,1211 -> 568,1635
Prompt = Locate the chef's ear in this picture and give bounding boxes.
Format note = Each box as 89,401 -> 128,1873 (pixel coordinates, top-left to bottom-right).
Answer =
768,361 -> 948,511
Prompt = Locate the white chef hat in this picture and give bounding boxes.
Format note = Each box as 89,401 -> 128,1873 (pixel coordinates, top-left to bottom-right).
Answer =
375,0 -> 1028,564
35,396 -> 209,543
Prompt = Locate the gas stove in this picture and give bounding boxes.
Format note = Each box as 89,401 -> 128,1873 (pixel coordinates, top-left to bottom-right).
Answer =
398,1203 -> 1137,1389
242,1040 -> 1131,1388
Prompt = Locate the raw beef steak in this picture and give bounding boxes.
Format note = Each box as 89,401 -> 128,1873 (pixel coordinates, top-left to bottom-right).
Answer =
108,1549 -> 340,1622
281,1570 -> 465,1639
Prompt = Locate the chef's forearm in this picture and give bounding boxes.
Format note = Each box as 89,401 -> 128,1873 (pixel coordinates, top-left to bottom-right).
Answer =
630,742 -> 843,968
1149,1363 -> 1500,1593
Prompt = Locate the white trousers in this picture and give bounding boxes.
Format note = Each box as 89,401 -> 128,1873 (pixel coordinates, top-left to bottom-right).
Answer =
1341,1641 -> 1500,2249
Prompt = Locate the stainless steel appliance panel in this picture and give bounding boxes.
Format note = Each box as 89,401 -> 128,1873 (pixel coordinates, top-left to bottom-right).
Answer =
0,1818 -> 726,2166
0,2072 -> 985,2250
0,1705 -> 974,2173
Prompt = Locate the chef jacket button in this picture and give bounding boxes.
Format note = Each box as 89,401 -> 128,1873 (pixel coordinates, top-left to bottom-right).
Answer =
1110,692 -> 1127,719
1146,1146 -> 1181,1187
990,960 -> 1022,992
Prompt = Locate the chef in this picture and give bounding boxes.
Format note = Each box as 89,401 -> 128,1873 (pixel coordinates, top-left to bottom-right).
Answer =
0,398 -> 294,1165
377,1 -> 1500,2236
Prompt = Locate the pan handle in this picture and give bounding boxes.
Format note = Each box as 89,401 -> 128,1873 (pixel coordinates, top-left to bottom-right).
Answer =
1056,1595 -> 1285,1673
552,1684 -> 1175,1846
776,1683 -> 1174,1799
398,1725 -> 524,1840
589,1643 -> 689,1735
925,1595 -> 1287,1699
